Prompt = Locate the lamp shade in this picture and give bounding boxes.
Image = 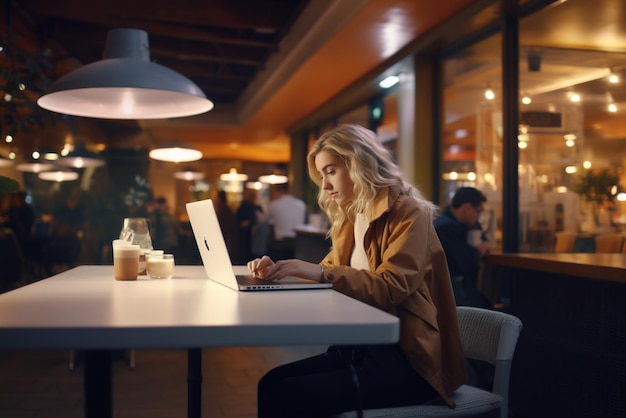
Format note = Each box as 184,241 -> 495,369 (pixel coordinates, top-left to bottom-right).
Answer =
0,157 -> 14,168
220,168 -> 248,182
258,174 -> 288,184
37,28 -> 214,119
149,144 -> 202,163
16,162 -> 55,173
174,169 -> 205,181
56,143 -> 105,168
38,170 -> 80,182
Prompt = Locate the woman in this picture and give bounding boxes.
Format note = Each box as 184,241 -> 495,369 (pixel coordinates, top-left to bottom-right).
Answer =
248,124 -> 466,418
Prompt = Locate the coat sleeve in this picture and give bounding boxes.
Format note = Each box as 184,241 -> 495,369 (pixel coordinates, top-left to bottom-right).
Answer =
321,199 -> 433,314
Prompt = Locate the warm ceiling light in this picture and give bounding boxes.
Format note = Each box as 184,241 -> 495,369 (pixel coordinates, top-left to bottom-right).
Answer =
484,85 -> 495,100
609,73 -> 620,83
149,144 -> 202,163
258,174 -> 288,184
37,28 -> 214,119
608,103 -> 618,113
38,170 -> 80,182
174,169 -> 205,181
55,143 -> 105,168
521,94 -> 531,104
220,168 -> 248,182
246,181 -> 265,190
42,152 -> 59,161
379,75 -> 399,89
16,162 -> 55,173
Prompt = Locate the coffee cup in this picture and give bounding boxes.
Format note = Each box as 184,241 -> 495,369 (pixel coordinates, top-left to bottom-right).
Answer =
112,240 -> 141,281
467,229 -> 482,247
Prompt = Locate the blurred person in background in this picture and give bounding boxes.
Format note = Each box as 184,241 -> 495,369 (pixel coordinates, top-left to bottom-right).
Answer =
434,187 -> 492,309
149,196 -> 180,256
236,188 -> 263,264
262,182 -> 306,260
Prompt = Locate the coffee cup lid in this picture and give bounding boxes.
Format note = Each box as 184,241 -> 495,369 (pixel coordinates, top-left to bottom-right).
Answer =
112,239 -> 139,249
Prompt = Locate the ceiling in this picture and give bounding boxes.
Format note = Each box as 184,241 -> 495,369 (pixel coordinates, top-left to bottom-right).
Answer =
1,0 -> 478,163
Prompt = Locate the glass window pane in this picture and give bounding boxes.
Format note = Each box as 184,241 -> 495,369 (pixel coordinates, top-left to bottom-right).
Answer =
442,34 -> 503,249
520,0 -> 626,252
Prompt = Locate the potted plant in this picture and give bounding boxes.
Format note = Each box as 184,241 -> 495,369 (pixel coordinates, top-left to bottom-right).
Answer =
573,168 -> 619,227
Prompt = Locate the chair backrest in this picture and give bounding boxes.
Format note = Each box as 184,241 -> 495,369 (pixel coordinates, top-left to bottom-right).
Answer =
554,231 -> 576,252
594,233 -> 624,253
456,306 -> 523,418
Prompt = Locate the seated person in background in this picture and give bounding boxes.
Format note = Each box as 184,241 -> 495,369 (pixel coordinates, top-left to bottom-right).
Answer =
434,187 -> 492,308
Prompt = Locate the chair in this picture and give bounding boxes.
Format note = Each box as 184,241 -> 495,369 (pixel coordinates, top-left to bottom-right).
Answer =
554,231 -> 576,252
332,307 -> 523,418
594,233 -> 625,253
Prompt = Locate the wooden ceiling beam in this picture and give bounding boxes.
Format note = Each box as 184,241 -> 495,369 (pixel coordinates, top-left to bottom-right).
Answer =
21,0 -> 300,31
47,19 -> 278,49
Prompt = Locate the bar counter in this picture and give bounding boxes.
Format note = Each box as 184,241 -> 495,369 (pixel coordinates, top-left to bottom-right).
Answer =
485,252 -> 626,283
483,252 -> 626,418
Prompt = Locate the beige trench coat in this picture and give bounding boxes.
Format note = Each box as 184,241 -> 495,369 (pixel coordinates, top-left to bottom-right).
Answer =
320,186 -> 466,407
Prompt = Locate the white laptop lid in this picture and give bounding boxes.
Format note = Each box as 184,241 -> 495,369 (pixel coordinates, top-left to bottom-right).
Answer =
186,198 -> 240,290
185,199 -> 331,291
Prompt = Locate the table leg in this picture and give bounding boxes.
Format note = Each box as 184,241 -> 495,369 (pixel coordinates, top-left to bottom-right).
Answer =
83,350 -> 112,418
187,348 -> 202,418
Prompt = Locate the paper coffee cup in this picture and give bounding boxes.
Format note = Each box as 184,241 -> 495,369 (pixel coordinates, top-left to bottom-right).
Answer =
113,241 -> 141,281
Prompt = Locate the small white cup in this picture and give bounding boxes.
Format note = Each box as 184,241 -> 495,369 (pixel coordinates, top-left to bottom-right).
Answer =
146,253 -> 175,279
467,230 -> 482,247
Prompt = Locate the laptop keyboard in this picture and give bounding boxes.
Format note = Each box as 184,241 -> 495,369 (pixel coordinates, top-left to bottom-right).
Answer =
236,274 -> 276,286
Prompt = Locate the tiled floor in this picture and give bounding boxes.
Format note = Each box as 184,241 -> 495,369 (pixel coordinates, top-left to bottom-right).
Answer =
0,346 -> 325,418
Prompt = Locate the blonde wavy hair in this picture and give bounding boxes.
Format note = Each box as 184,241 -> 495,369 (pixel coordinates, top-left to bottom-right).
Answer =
306,124 -> 437,238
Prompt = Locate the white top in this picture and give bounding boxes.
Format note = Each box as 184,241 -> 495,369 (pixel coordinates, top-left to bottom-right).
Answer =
351,213 -> 370,270
266,194 -> 306,239
0,265 -> 399,350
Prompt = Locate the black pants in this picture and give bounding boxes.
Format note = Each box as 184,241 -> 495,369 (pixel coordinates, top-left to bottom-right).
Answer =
258,344 -> 438,418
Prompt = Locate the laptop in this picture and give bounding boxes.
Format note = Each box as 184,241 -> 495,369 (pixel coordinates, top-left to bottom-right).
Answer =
186,198 -> 332,291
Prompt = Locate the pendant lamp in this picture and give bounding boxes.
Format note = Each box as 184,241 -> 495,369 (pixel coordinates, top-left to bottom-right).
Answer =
16,162 -> 55,173
55,143 -> 105,168
149,143 -> 202,163
174,168 -> 205,181
38,170 -> 80,182
258,174 -> 288,184
220,168 -> 248,182
37,28 -> 214,119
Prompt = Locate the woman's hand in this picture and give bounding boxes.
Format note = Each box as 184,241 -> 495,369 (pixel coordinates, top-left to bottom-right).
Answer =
248,256 -> 322,281
247,255 -> 275,278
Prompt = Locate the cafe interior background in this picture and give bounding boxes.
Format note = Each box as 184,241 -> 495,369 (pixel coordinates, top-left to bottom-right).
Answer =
2,0 -> 626,284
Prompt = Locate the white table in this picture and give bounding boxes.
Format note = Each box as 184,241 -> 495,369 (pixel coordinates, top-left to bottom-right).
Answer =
0,265 -> 399,418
